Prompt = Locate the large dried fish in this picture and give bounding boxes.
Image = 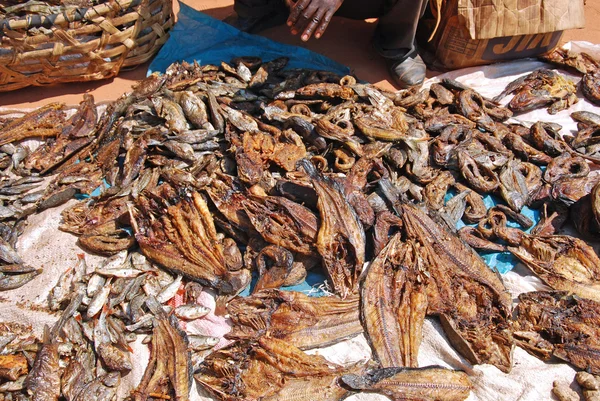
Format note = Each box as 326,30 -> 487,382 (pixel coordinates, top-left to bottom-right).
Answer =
195,337 -> 353,401
341,366 -> 472,401
131,187 -> 250,294
361,234 -> 428,367
508,235 -> 600,302
132,297 -> 192,401
227,289 -> 362,349
514,291 -> 600,374
299,159 -> 365,298
396,203 -> 514,372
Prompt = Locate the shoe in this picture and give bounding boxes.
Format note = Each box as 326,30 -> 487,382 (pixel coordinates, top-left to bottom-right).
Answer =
222,11 -> 287,34
387,50 -> 427,89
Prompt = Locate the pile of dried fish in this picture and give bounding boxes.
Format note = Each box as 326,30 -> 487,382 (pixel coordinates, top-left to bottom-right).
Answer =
2,53 -> 600,400
1,251 -> 217,401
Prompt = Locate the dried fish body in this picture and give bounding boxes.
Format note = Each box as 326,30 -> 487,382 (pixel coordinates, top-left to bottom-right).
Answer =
296,83 -> 355,100
299,159 -> 365,298
457,150 -> 499,193
498,159 -> 530,212
423,170 -> 455,211
187,335 -> 219,351
152,96 -> 190,133
261,372 -> 353,401
195,337 -> 348,401
0,269 -> 42,292
544,153 -> 590,186
0,354 -> 28,381
227,289 -> 363,349
530,122 -> 570,157
176,91 -> 210,129
0,103 -> 65,147
156,274 -> 183,304
131,189 -> 250,294
24,327 -> 60,401
341,366 -> 472,401
514,291 -> 600,374
508,235 -> 600,302
361,234 -> 428,367
243,195 -> 318,255
397,204 -> 513,372
354,106 -> 410,142
452,183 -> 487,224
458,226 -> 506,252
583,72 -> 600,106
457,89 -> 496,131
94,308 -> 132,372
495,69 -> 578,114
132,306 -> 191,401
502,132 -> 553,165
541,48 -> 600,74
48,255 -> 86,310
174,304 -> 210,320
71,371 -> 119,401
86,278 -> 112,319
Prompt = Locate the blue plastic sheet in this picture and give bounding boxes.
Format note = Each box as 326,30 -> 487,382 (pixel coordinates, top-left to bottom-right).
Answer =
149,1 -> 350,76
147,3 -> 534,286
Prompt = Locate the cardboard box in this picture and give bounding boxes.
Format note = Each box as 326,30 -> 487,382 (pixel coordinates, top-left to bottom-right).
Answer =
423,0 -> 586,70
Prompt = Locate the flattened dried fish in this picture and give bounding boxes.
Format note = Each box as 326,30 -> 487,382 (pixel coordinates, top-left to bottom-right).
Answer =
131,188 -> 249,294
361,234 -> 427,367
227,289 -> 362,349
509,235 -> 600,302
133,298 -> 192,401
514,291 -> 600,374
341,366 -> 472,401
397,203 -> 513,372
299,159 -> 365,298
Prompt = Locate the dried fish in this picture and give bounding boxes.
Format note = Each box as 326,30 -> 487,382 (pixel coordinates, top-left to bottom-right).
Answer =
341,366 -> 472,401
508,235 -> 600,302
514,291 -> 600,374
299,159 -> 365,298
227,289 -> 362,349
397,203 -> 514,372
361,234 -> 428,367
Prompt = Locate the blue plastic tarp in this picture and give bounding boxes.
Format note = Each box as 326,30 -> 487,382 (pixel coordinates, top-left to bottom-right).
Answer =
147,2 -> 537,285
148,1 -> 350,76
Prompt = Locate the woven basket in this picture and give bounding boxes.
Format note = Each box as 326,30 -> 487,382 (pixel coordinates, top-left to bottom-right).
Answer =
0,0 -> 174,92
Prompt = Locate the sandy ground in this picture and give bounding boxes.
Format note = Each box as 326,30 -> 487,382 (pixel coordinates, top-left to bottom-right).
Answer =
0,0 -> 598,108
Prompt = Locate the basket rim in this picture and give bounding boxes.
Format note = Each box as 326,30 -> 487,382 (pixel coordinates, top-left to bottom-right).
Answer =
0,0 -> 148,31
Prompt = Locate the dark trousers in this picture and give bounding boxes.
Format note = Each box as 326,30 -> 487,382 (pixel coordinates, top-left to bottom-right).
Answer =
233,0 -> 429,60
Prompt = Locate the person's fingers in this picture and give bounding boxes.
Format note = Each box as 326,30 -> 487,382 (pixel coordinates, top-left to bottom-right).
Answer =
301,8 -> 326,41
291,3 -> 318,35
314,9 -> 334,39
287,0 -> 311,27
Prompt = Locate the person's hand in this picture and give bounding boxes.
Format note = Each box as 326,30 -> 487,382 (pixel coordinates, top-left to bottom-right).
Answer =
286,0 -> 344,41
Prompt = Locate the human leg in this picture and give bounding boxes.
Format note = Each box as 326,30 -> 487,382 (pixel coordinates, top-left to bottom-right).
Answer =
373,0 -> 429,88
224,0 -> 288,33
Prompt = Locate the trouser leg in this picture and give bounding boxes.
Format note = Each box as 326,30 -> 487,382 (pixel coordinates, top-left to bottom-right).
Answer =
233,0 -> 286,18
372,0 -> 429,59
